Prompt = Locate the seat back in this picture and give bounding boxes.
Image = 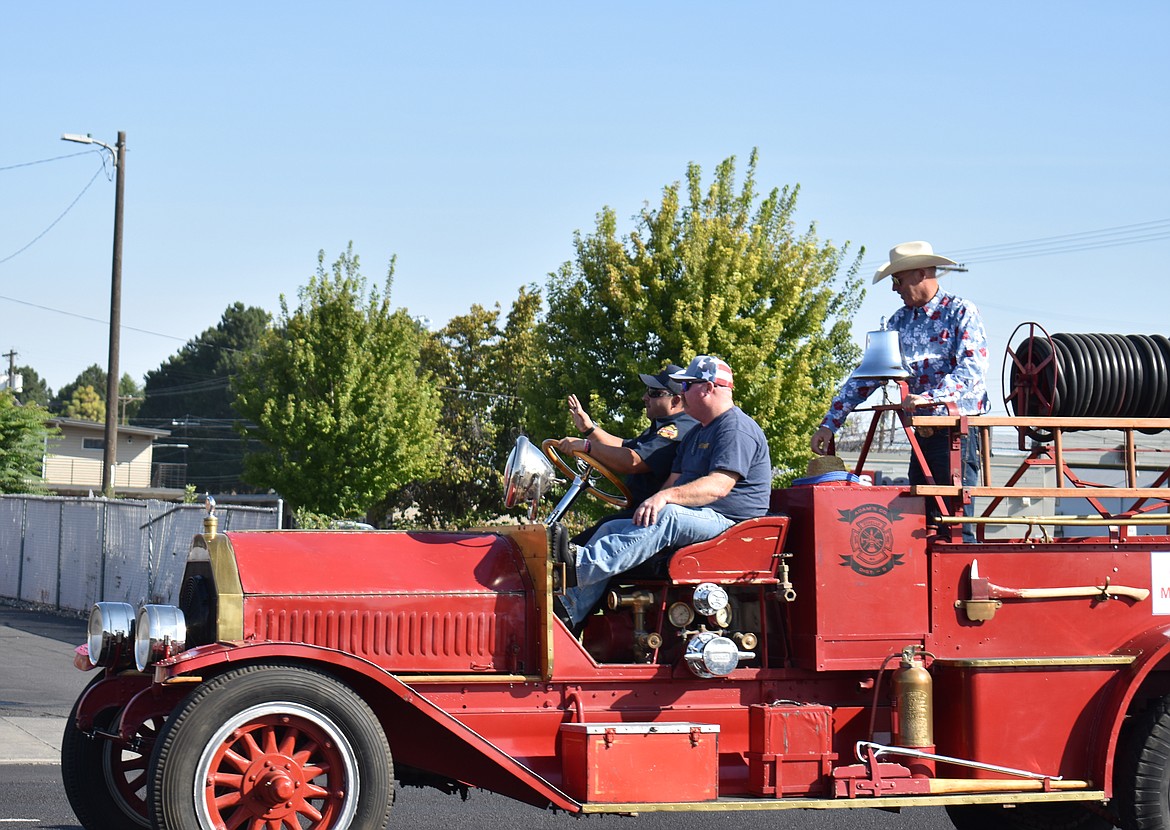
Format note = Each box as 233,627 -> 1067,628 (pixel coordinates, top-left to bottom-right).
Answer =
667,514 -> 790,585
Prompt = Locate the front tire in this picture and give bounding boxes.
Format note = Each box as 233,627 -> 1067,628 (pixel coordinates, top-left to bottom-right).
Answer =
61,682 -> 154,830
149,664 -> 393,830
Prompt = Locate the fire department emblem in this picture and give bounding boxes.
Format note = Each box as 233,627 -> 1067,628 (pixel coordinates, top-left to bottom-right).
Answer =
657,424 -> 679,440
837,503 -> 905,577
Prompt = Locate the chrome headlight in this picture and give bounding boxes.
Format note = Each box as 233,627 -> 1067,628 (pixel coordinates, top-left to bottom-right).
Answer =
684,631 -> 755,679
87,602 -> 135,667
134,605 -> 187,671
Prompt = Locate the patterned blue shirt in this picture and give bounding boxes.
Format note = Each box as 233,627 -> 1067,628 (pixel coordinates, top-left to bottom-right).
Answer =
820,289 -> 990,432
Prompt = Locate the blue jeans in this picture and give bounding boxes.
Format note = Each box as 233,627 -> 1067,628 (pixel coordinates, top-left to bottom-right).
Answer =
559,505 -> 734,625
910,426 -> 980,543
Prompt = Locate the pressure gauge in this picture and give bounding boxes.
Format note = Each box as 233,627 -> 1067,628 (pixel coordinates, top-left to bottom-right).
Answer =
667,602 -> 695,628
711,605 -> 733,629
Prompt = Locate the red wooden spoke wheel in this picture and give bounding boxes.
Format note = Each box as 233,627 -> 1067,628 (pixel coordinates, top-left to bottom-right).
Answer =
62,684 -> 160,830
150,665 -> 392,830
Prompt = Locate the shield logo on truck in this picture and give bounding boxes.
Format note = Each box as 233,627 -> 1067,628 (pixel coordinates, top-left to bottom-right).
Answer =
837,503 -> 905,577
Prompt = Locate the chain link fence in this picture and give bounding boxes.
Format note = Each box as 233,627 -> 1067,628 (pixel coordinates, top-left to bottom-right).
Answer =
0,495 -> 281,614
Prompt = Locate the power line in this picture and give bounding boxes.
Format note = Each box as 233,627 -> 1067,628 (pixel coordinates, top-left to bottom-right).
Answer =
0,150 -> 93,172
0,165 -> 105,265
859,218 -> 1170,273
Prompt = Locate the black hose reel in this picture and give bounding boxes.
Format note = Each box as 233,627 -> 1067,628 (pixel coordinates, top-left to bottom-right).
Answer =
1003,322 -> 1170,442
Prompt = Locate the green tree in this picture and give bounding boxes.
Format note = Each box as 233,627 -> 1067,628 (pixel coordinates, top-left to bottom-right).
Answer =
52,365 -> 106,414
527,150 -> 864,481
137,303 -> 272,492
118,373 -> 143,423
377,286 -> 542,528
49,365 -> 142,423
232,245 -> 443,517
0,391 -> 55,493
63,385 -> 104,421
12,366 -> 51,407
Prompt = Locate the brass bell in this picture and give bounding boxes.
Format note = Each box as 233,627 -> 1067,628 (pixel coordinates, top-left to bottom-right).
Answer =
852,318 -> 911,380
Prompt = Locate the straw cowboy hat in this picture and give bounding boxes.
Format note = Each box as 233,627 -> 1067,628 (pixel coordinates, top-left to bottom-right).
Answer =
872,241 -> 958,284
806,455 -> 846,476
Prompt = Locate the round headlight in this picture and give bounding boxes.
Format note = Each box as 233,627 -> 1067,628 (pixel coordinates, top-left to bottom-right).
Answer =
87,602 -> 135,667
134,605 -> 187,672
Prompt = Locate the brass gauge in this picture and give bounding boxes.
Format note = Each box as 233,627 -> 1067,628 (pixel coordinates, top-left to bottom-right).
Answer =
667,601 -> 695,628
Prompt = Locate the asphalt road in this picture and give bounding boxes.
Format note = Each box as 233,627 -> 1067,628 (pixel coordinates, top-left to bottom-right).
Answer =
0,602 -> 954,829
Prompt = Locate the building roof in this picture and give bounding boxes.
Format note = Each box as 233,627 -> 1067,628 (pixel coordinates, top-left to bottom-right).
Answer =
46,418 -> 171,439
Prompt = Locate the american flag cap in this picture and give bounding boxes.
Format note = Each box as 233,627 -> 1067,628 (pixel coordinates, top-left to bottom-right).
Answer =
670,355 -> 734,389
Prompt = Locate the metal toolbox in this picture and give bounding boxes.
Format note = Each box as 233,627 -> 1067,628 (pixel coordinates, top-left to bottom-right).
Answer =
560,722 -> 719,803
747,702 -> 836,797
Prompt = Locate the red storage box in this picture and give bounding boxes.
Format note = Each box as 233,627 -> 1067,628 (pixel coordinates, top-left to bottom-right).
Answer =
560,722 -> 719,803
747,703 -> 836,797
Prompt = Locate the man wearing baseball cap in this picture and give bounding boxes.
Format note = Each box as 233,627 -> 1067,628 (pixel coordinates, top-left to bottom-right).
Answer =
556,355 -> 772,629
556,364 -> 699,540
810,241 -> 989,541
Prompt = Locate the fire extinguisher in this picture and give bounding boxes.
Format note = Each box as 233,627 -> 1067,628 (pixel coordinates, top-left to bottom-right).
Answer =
891,645 -> 935,776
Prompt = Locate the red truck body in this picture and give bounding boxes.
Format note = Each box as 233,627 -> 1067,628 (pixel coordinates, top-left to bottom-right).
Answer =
60,412 -> 1170,830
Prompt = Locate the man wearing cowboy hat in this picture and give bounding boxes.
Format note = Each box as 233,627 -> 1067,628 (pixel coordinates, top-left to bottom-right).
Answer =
556,363 -> 699,537
810,241 -> 990,540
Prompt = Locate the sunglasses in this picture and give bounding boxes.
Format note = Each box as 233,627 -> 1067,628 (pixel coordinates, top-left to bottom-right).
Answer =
646,389 -> 674,398
681,380 -> 708,391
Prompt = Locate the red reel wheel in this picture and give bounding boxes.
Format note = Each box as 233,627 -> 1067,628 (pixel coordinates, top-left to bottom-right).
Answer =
1002,321 -> 1061,444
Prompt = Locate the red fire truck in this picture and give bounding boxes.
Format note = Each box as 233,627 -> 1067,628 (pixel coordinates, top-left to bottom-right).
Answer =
60,330 -> 1170,830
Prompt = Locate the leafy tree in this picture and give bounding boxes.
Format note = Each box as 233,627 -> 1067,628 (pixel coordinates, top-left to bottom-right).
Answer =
136,303 -> 271,492
52,365 -> 106,414
377,286 -> 542,528
12,366 -> 51,407
118,374 -> 143,423
0,391 -> 56,493
50,365 -> 142,423
63,385 -> 104,421
232,245 -> 443,517
526,150 -> 865,481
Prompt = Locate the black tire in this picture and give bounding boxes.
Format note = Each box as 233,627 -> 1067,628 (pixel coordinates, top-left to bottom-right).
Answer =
946,802 -> 1112,830
60,680 -> 153,830
1118,694 -> 1170,829
149,664 -> 393,830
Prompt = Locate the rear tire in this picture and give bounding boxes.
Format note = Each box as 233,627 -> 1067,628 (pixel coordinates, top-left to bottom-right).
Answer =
1118,694 -> 1170,829
148,664 -> 392,830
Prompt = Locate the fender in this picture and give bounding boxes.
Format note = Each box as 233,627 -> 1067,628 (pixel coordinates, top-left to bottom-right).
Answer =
74,672 -> 151,732
152,640 -> 582,813
1091,624 -> 1170,798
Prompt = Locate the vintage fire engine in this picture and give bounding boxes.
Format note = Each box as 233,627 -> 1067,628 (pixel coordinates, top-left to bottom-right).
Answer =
60,325 -> 1170,830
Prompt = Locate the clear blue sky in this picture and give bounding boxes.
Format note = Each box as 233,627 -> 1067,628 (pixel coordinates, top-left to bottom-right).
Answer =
3,2 -> 1167,415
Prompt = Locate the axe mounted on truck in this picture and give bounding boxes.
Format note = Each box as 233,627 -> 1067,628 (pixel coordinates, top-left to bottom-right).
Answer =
958,558 -> 1150,622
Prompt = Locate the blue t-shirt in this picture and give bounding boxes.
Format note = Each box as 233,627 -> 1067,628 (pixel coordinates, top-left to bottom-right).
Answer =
671,406 -> 772,522
622,412 -> 699,505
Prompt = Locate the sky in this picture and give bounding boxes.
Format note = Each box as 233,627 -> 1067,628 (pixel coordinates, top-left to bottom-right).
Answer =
2,2 -> 1167,417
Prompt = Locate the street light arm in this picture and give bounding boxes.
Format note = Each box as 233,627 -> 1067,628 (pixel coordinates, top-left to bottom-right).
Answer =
61,133 -> 118,165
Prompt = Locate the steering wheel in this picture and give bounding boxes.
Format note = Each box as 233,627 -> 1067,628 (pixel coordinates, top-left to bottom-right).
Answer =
541,439 -> 632,509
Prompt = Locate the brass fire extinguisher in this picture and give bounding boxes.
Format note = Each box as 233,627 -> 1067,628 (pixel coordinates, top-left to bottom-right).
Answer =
891,645 -> 933,750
